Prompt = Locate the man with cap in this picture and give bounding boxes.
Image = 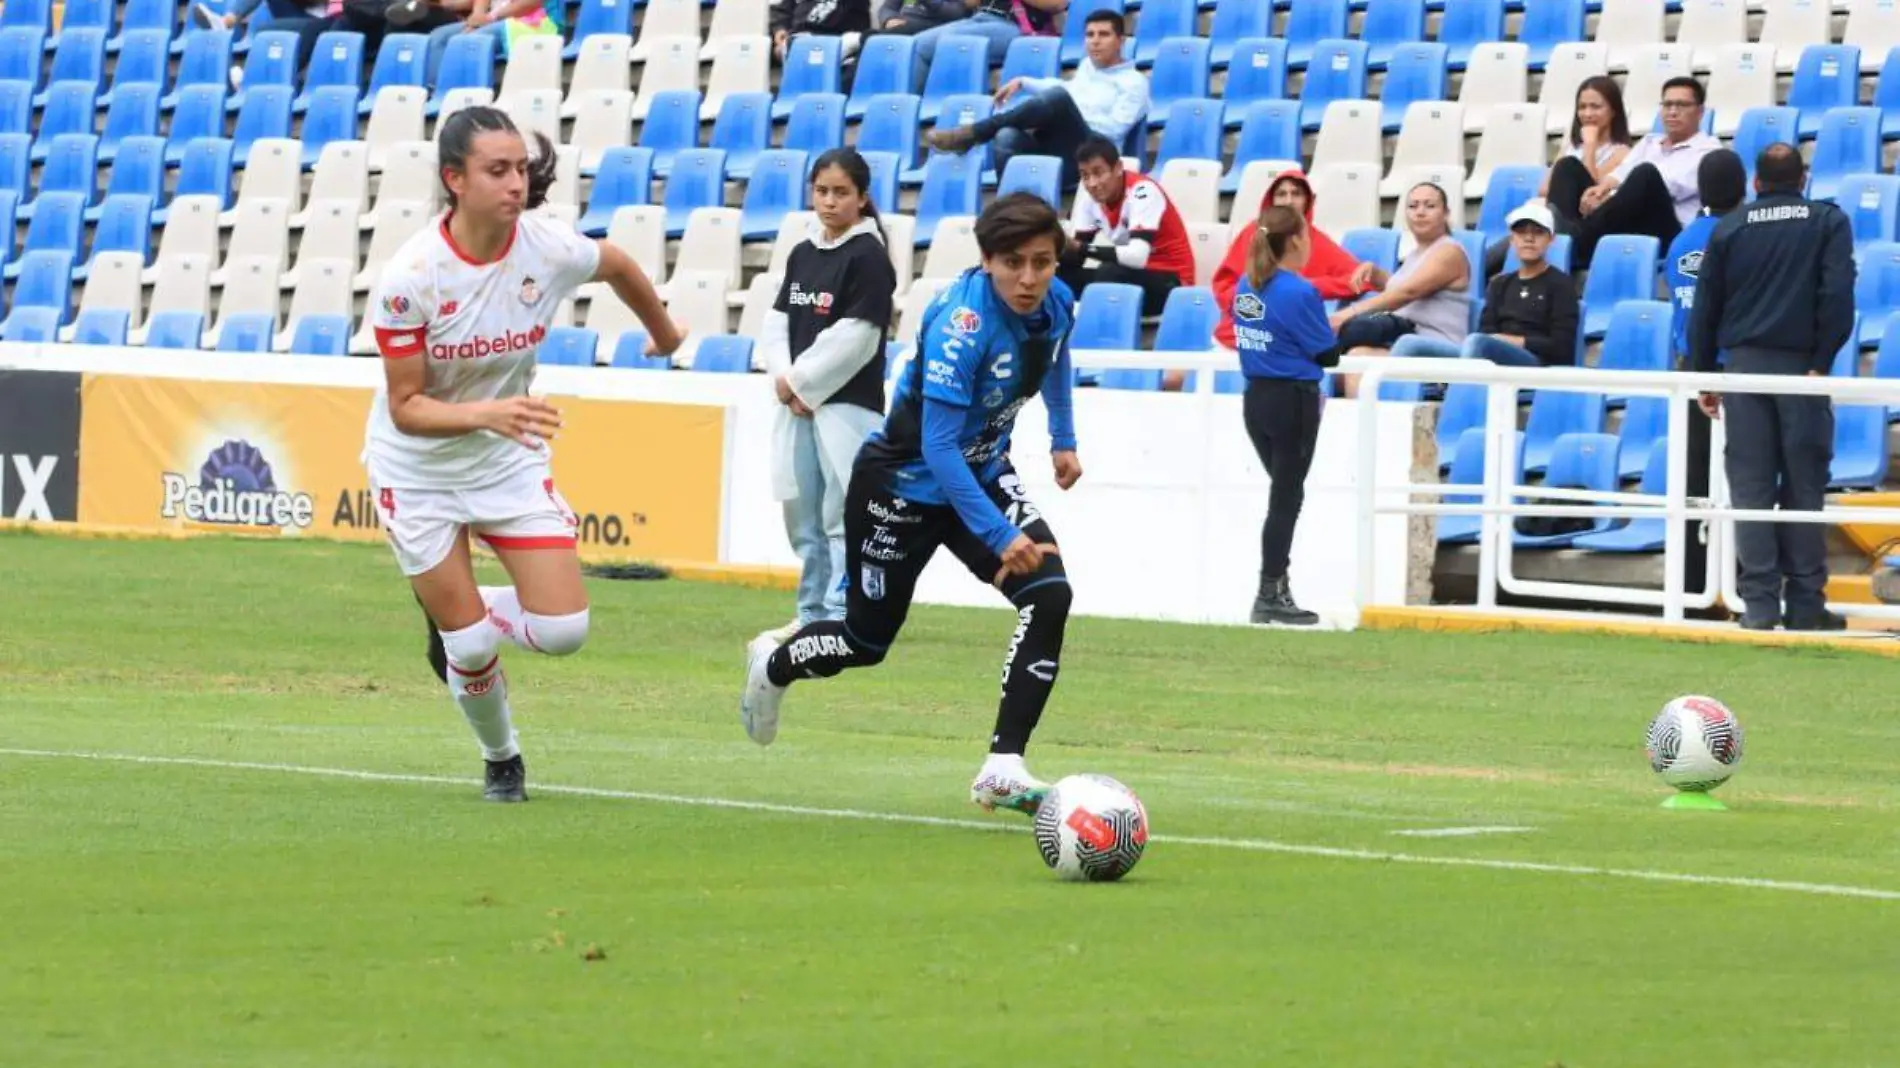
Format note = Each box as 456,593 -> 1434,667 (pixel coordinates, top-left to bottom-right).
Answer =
1390,199 -> 1580,366
1690,143 -> 1857,631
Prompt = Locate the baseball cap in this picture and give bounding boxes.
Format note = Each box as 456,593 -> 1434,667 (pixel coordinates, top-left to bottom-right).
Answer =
1505,200 -> 1555,234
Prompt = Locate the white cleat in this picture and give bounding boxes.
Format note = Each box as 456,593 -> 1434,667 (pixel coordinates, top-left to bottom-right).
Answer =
740,634 -> 787,746
969,767 -> 1052,816
757,619 -> 802,646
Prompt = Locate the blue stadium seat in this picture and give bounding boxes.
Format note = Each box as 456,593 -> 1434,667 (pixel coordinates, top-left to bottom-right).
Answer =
361,32 -> 427,112
1574,447 -> 1671,553
1829,314 -> 1864,377
1595,299 -> 1673,378
1208,0 -> 1269,69
0,304 -> 59,342
1515,0 -> 1583,71
783,91 -> 848,161
1580,235 -> 1659,339
146,311 -> 207,350
1730,106 -> 1799,188
576,146 -> 654,237
1150,98 -> 1223,172
1282,0 -> 1348,70
1856,243 -> 1900,347
1298,40 -> 1367,130
1438,425 -> 1519,543
860,151 -> 901,216
58,0 -> 113,38
0,79 -> 26,136
35,27 -> 106,106
30,80 -> 95,163
638,90 -> 701,177
1378,378 -> 1427,402
740,149 -> 810,240
1213,370 -> 1247,394
89,193 -> 155,269
173,137 -> 236,211
1473,166 -> 1543,241
1832,402 -> 1890,489
1614,396 -> 1669,483
1340,228 -> 1400,276
0,131 -> 26,199
1146,38 -> 1211,124
1222,100 -> 1300,192
1789,45 -> 1862,139
231,83 -> 293,167
1876,48 -> 1900,141
289,315 -> 352,356
1378,43 -> 1449,133
538,326 -> 600,366
846,36 -> 915,120
662,149 -> 727,238
226,29 -> 296,112
0,28 -> 42,89
217,312 -> 277,353
71,307 -> 131,347
1521,388 -> 1606,475
1514,432 -> 1620,548
97,135 -> 165,222
771,35 -> 841,121
912,151 -> 982,246
611,332 -> 669,369
1436,0 -> 1502,71
0,0 -> 49,32
427,31 -> 496,115
1154,285 -> 1220,352
113,0 -> 174,51
996,155 -> 1061,206
26,135 -> 100,217
1452,229 -> 1489,333
293,30 -> 362,112
298,85 -> 360,168
857,93 -> 921,172
709,91 -> 772,180
693,336 -> 755,373
164,32 -> 233,112
99,29 -> 169,109
1838,175 -> 1900,251
1070,283 -> 1144,356
1809,108 -> 1882,203
8,249 -> 74,325
1436,383 -> 1489,470
999,34 -> 1060,84
1222,38 -> 1286,127
1096,368 -> 1166,391
1362,0 -> 1427,70
1503,234 -> 1573,277
164,83 -> 228,164
1133,0 -> 1197,67
1060,0 -> 1123,67
919,35 -> 988,122
565,0 -> 634,59
98,82 -> 161,165
913,93 -> 991,182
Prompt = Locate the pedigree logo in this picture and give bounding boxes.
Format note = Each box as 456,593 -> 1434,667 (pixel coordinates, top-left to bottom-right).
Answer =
431,325 -> 547,361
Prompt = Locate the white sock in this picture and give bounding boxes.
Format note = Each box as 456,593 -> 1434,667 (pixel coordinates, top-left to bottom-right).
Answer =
480,585 -> 533,651
440,618 -> 519,762
982,753 -> 1028,779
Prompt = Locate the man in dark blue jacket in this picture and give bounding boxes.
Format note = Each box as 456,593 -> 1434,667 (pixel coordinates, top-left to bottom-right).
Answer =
1690,143 -> 1858,631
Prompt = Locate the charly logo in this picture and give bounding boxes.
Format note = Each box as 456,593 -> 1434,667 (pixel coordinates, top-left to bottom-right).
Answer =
160,440 -> 316,530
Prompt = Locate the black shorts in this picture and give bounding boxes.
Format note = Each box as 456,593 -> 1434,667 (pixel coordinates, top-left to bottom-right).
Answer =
840,460 -> 1065,654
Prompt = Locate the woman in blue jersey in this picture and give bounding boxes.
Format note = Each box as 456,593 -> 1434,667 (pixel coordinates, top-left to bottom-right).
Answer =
1230,204 -> 1340,627
739,193 -> 1084,818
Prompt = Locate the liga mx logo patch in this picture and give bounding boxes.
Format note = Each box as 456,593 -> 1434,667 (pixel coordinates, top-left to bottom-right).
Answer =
861,563 -> 886,601
382,294 -> 410,316
949,307 -> 982,336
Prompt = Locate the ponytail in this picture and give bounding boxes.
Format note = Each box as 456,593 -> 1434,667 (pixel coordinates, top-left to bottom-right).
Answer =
523,129 -> 558,211
1248,205 -> 1306,290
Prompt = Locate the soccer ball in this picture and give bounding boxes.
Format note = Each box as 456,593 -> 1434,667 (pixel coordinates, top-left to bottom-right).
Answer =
1033,774 -> 1149,882
1645,695 -> 1744,792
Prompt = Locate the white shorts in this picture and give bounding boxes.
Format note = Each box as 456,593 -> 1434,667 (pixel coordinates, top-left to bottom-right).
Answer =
371,465 -> 579,577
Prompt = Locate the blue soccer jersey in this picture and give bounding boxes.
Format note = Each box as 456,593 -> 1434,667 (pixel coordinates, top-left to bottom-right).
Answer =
858,268 -> 1078,556
1667,212 -> 1721,368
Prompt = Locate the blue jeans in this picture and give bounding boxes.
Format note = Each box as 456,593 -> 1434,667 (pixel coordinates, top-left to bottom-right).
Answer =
1392,334 -> 1542,367
976,83 -> 1090,188
910,13 -> 1021,94
782,406 -> 883,624
426,19 -> 509,82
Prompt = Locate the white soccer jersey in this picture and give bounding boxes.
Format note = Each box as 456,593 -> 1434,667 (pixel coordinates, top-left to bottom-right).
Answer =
363,209 -> 601,490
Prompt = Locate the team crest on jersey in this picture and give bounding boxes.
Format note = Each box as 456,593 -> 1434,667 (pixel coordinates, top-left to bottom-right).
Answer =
949,307 -> 982,336
519,276 -> 540,305
440,300 -> 459,316
1234,293 -> 1266,321
861,564 -> 886,601
382,294 -> 410,316
981,386 -> 1008,410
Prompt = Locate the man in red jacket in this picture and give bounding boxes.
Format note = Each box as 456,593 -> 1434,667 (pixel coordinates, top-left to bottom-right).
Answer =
1212,169 -> 1376,349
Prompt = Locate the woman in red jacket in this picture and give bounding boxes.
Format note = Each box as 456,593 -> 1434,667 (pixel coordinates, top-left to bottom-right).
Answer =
1212,169 -> 1378,350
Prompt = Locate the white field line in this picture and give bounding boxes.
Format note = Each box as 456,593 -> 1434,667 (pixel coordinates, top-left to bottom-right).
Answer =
1391,826 -> 1539,838
6,747 -> 1897,902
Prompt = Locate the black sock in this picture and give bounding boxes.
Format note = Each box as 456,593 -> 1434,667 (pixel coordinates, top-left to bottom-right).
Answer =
990,580 -> 1072,754
766,620 -> 881,686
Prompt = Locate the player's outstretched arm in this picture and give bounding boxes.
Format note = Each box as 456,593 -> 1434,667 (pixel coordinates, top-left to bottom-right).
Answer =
594,241 -> 687,356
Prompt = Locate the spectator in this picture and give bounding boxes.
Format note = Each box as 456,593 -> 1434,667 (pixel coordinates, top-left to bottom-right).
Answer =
909,0 -> 1067,94
873,0 -> 969,35
193,0 -> 342,78
1548,76 -> 1720,268
925,9 -> 1146,188
1393,201 -> 1579,367
1544,75 -> 1634,198
353,0 -> 460,58
1059,136 -> 1193,317
1328,182 -> 1471,395
408,0 -> 563,81
1212,169 -> 1371,351
1667,150 -> 1747,367
772,0 -> 873,63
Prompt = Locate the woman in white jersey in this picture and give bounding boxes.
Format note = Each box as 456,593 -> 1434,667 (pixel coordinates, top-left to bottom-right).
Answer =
364,107 -> 684,802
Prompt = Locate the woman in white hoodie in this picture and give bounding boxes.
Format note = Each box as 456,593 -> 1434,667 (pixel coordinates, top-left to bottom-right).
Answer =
760,149 -> 900,641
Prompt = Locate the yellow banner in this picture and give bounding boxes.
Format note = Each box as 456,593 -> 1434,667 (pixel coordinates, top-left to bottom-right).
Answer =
77,375 -> 726,563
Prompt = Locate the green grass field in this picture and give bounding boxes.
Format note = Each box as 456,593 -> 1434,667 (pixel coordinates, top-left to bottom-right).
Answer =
4,531 -> 1898,1067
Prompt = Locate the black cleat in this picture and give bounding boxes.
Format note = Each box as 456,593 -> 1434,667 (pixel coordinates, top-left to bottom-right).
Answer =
384,0 -> 429,27
483,755 -> 528,803
1784,610 -> 1848,633
416,595 -> 448,683
1737,612 -> 1778,631
1251,574 -> 1320,627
